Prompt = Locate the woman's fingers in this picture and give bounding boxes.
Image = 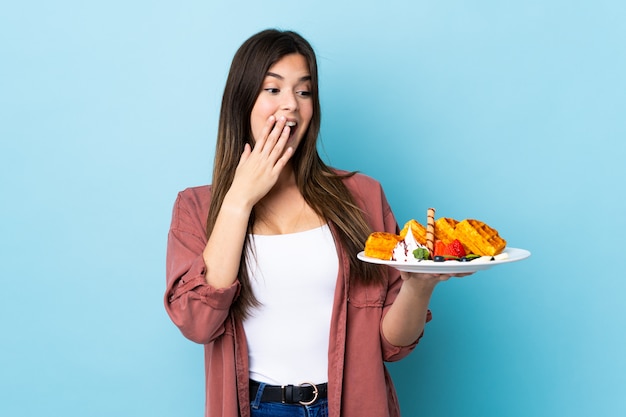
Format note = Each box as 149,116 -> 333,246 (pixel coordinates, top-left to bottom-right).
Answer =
254,115 -> 276,152
239,143 -> 252,162
400,271 -> 475,282
274,143 -> 294,167
256,116 -> 288,155
229,116 -> 295,204
243,116 -> 293,179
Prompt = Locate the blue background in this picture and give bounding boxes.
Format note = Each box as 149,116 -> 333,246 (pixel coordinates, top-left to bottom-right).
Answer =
1,1 -> 625,416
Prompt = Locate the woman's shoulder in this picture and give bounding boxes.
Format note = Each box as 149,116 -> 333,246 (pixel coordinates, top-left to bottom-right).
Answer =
173,185 -> 213,215
178,184 -> 212,198
331,168 -> 384,193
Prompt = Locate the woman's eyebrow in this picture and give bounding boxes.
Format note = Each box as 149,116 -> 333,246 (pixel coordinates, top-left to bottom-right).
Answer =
266,72 -> 312,82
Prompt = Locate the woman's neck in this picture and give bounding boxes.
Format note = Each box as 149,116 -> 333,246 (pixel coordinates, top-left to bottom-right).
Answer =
253,166 -> 323,235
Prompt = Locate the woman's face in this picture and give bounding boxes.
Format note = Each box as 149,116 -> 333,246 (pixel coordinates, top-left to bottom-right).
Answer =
250,53 -> 314,153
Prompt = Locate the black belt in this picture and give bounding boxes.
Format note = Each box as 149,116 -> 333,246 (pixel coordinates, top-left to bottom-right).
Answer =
249,380 -> 328,405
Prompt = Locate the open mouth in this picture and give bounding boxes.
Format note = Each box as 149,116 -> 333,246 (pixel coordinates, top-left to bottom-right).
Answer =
285,121 -> 298,140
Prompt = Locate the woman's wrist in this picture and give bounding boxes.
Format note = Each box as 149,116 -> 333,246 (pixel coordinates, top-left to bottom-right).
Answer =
222,191 -> 255,214
400,273 -> 439,296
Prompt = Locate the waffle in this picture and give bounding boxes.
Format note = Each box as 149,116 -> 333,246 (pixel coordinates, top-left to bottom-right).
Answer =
434,217 -> 458,244
399,219 -> 427,246
364,232 -> 402,260
454,219 -> 506,256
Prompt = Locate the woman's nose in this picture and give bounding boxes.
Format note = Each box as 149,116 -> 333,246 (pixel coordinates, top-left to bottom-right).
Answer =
281,91 -> 298,111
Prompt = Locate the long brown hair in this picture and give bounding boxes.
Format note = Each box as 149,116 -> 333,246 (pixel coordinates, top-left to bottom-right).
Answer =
207,29 -> 383,319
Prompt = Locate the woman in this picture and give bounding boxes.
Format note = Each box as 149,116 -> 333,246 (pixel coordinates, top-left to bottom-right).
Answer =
165,29 -> 464,417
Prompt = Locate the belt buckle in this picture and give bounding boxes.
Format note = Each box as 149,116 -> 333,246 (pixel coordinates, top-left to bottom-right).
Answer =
298,381 -> 319,406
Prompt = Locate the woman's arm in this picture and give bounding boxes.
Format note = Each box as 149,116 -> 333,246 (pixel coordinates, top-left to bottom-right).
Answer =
381,272 -> 470,347
164,116 -> 294,343
165,191 -> 240,344
203,115 -> 293,288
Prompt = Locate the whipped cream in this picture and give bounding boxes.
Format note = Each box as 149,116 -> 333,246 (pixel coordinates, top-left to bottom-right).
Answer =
492,252 -> 509,261
392,225 -> 428,262
465,252 -> 510,263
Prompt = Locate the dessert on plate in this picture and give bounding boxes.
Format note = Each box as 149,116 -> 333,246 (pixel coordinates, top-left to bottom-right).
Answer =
363,208 -> 507,263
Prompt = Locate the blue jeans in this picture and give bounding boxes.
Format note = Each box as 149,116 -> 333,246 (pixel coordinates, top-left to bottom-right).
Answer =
250,382 -> 329,417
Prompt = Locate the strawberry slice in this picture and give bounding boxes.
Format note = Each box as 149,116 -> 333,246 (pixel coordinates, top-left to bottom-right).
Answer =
433,240 -> 446,257
445,239 -> 466,258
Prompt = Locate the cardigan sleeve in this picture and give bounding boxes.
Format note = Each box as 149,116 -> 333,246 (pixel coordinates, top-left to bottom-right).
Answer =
164,188 -> 240,345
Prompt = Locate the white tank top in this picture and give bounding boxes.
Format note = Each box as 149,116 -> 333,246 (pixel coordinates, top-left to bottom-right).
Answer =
243,224 -> 338,385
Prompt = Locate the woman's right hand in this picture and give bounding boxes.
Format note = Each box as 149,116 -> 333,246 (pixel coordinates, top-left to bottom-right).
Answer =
228,115 -> 294,208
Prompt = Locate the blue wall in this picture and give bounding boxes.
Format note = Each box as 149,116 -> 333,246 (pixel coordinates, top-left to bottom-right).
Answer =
1,1 -> 625,416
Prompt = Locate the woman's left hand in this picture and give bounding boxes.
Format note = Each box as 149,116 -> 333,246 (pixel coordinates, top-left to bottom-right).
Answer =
399,271 -> 474,283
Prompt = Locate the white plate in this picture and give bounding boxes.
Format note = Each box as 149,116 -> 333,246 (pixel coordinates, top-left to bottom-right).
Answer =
357,247 -> 531,273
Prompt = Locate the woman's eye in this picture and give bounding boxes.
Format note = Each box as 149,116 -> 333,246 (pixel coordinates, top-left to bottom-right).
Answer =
264,88 -> 280,94
297,90 -> 311,97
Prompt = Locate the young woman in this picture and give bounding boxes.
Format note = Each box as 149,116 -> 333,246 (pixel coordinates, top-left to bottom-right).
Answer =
165,29 -> 466,417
